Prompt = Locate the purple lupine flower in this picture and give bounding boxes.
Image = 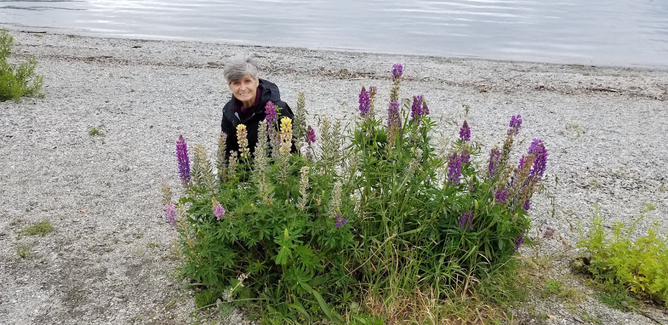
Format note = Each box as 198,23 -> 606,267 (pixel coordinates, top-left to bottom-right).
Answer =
264,101 -> 277,128
459,120 -> 471,142
410,95 -> 424,121
305,125 -> 316,145
543,227 -> 555,239
447,153 -> 463,184
387,101 -> 401,128
165,203 -> 177,228
508,114 -> 522,136
212,200 -> 225,221
517,155 -> 529,170
176,135 -> 190,186
460,210 -> 473,230
528,138 -> 547,179
358,86 -> 370,117
495,186 -> 508,204
523,199 -> 531,211
392,63 -> 403,82
461,149 -> 470,164
488,147 -> 501,177
514,233 -> 526,251
334,213 -> 347,229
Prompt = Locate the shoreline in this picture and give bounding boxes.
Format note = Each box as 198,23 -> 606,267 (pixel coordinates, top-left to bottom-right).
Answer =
5,25 -> 668,71
1,30 -> 667,324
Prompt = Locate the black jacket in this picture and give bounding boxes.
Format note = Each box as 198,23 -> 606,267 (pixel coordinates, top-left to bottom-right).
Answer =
221,79 -> 294,159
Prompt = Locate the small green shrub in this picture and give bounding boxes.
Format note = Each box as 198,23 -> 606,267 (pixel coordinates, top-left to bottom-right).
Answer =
577,206 -> 668,306
167,64 -> 548,322
0,29 -> 44,102
19,220 -> 54,236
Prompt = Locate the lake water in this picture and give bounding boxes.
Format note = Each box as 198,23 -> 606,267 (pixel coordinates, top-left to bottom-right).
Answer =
1,0 -> 668,68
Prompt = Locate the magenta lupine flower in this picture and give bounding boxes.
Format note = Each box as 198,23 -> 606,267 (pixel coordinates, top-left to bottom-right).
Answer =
495,186 -> 508,204
165,203 -> 177,228
459,120 -> 471,142
176,135 -> 190,186
358,86 -> 370,117
488,147 -> 501,177
212,201 -> 225,221
447,153 -> 463,184
305,125 -> 316,144
508,114 -> 522,136
543,227 -> 555,239
523,199 -> 531,211
387,101 -> 401,127
265,101 -> 278,128
410,95 -> 424,121
392,63 -> 403,81
528,139 -> 548,179
334,213 -> 347,229
460,210 -> 473,230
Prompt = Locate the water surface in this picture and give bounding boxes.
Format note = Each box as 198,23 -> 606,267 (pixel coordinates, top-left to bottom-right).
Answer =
2,0 -> 667,68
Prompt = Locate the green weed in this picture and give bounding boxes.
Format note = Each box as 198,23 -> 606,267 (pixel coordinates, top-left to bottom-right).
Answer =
88,127 -> 103,136
577,206 -> 668,307
0,29 -> 44,102
19,220 -> 54,236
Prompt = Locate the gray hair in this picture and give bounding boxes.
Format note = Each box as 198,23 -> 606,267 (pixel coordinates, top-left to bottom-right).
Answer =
223,55 -> 259,84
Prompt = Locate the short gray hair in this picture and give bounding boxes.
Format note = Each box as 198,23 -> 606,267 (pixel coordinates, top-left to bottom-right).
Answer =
223,55 -> 259,84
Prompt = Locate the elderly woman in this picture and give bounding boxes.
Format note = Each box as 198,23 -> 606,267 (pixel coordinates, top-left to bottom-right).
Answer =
221,55 -> 294,158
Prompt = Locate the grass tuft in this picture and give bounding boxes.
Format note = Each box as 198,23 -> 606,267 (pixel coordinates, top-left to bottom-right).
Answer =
19,220 -> 54,236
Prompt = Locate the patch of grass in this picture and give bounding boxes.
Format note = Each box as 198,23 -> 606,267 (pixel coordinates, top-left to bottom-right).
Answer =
659,185 -> 667,193
88,127 -> 103,136
16,245 -> 37,259
19,220 -> 54,236
0,29 -> 44,102
148,242 -> 160,248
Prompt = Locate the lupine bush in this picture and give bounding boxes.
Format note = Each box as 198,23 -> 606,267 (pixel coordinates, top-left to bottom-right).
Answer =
576,206 -> 668,307
0,29 -> 43,102
165,64 -> 548,323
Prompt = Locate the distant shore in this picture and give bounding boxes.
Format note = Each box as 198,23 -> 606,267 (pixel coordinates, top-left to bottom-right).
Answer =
1,31 -> 667,324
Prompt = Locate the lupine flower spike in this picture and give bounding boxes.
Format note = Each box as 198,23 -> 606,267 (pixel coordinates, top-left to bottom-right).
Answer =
488,146 -> 501,178
460,210 -> 473,230
212,199 -> 225,221
176,135 -> 190,187
447,153 -> 464,184
358,86 -> 370,117
265,101 -> 278,128
459,120 -> 471,142
495,186 -> 508,203
236,124 -> 250,159
410,95 -> 424,122
165,203 -> 177,227
390,63 -> 403,103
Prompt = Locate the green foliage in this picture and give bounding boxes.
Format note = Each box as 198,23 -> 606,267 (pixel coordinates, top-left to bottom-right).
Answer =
577,206 -> 668,307
0,29 -> 44,102
19,220 -> 54,236
169,66 -> 546,322
89,127 -> 103,136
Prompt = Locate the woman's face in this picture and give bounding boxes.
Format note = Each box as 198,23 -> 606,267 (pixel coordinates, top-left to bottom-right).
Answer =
229,75 -> 259,106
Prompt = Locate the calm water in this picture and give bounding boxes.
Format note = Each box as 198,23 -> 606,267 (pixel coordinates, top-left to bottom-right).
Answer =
1,0 -> 668,68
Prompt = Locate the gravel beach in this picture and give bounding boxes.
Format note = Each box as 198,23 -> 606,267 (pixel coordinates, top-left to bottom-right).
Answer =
1,31 -> 667,324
